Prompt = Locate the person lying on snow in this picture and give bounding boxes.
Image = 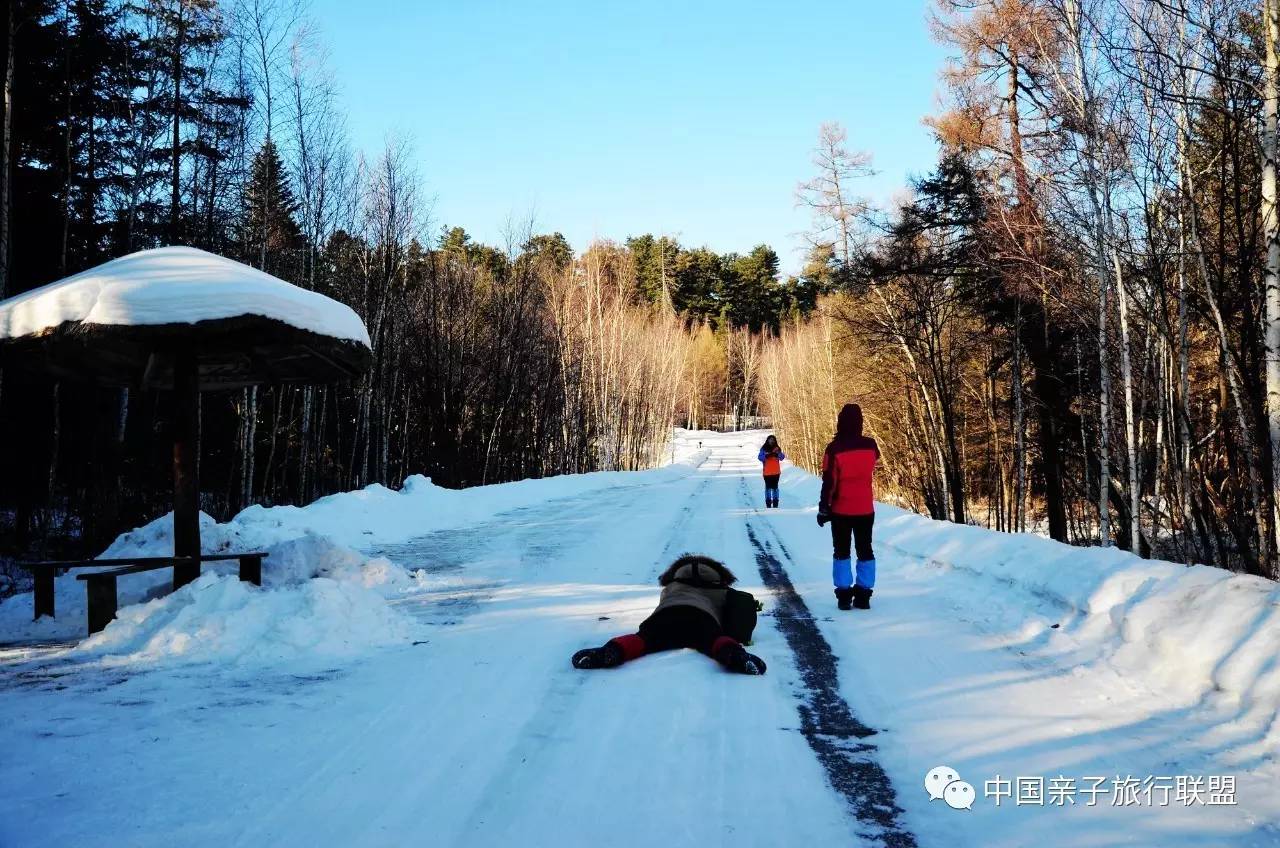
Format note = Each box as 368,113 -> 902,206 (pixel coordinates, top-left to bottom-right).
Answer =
571,555 -> 767,675
758,435 -> 785,508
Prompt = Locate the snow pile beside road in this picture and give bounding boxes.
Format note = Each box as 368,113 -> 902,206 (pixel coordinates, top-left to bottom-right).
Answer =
77,571 -> 410,665
101,518 -> 419,593
777,461 -> 1280,720
0,520 -> 418,650
877,506 -> 1280,717
0,451 -> 707,652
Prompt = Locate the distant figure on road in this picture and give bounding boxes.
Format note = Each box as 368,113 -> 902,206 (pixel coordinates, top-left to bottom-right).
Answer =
571,555 -> 766,675
758,435 -> 786,508
816,404 -> 879,611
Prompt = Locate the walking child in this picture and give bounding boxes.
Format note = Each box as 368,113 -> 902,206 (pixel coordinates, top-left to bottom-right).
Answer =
758,435 -> 785,508
571,554 -> 767,675
816,404 -> 879,611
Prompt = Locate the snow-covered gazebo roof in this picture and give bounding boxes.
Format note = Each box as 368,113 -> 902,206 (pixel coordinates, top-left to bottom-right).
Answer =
0,246 -> 371,390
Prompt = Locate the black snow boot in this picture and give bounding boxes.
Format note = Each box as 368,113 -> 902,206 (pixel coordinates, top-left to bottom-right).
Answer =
852,587 -> 873,610
572,641 -> 625,670
715,642 -> 768,675
835,587 -> 854,611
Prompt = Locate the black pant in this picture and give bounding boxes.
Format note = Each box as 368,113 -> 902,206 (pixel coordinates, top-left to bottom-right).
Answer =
763,474 -> 779,492
831,513 -> 874,561
638,605 -> 725,655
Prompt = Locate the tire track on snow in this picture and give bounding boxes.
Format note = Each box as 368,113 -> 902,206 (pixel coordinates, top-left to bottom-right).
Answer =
740,478 -> 916,848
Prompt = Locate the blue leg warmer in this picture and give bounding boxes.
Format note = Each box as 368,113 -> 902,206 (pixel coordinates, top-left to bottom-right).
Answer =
855,559 -> 876,589
832,558 -> 853,589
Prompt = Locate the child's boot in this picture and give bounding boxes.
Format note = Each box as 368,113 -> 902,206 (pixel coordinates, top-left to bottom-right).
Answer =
835,587 -> 854,610
852,586 -> 872,609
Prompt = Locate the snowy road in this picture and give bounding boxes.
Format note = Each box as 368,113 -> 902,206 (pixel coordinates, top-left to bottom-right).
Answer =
1,433 -> 1276,847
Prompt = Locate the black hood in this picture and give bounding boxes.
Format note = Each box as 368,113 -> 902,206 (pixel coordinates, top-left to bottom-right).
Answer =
836,403 -> 863,439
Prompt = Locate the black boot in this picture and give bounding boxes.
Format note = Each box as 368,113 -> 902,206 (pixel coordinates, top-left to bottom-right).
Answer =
835,587 -> 854,611
852,587 -> 873,610
715,642 -> 768,675
572,641 -> 624,669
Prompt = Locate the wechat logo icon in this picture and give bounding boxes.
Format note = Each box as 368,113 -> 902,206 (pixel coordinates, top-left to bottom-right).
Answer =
925,765 -> 975,811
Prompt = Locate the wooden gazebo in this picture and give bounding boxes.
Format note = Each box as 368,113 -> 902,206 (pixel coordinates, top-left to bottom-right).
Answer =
0,247 -> 371,628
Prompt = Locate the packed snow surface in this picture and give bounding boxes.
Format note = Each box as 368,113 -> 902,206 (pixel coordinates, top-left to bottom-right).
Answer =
1,431 -> 1276,847
0,246 -> 371,345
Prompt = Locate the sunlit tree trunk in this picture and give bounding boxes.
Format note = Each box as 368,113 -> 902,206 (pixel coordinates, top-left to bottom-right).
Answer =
1114,250 -> 1141,553
1264,0 -> 1280,575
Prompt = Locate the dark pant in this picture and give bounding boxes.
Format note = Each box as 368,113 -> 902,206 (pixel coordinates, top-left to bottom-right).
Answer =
763,474 -> 780,493
831,513 -> 874,561
605,605 -> 740,666
637,605 -> 726,655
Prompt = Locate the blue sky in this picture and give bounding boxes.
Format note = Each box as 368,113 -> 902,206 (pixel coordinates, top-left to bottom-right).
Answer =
308,1 -> 948,273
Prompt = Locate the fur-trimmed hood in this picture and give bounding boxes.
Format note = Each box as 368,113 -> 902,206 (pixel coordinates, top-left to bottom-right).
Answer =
658,554 -> 737,587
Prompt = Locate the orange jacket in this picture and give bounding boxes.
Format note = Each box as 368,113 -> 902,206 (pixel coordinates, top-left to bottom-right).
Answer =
758,445 -> 785,476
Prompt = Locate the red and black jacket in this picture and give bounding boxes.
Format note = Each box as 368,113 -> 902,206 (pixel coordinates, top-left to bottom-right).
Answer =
819,404 -> 879,517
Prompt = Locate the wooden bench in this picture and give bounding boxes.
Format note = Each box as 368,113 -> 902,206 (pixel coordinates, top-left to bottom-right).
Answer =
22,552 -> 267,635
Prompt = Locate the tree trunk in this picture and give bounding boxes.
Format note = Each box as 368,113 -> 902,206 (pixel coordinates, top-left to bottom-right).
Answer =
59,0 -> 71,275
169,1 -> 186,244
1114,250 -> 1142,554
1,0 -> 13,299
1066,0 -> 1112,545
1264,0 -> 1280,576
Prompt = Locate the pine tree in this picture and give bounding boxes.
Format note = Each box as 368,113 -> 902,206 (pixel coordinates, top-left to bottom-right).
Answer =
672,246 -> 725,325
239,137 -> 299,275
725,245 -> 783,333
627,233 -> 679,305
521,233 -> 572,272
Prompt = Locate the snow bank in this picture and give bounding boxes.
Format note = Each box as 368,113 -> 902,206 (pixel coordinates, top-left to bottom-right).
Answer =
0,451 -> 706,658
777,462 -> 1280,719
0,517 -> 414,650
0,246 -> 370,345
77,572 -> 410,665
877,506 -> 1280,715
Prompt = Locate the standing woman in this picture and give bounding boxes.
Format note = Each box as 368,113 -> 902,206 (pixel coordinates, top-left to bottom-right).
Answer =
758,435 -> 785,508
816,404 -> 879,610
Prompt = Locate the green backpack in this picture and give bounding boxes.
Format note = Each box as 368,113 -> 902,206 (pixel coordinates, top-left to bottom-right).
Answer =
722,588 -> 761,645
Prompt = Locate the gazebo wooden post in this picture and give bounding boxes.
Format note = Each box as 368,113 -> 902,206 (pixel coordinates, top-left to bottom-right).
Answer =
172,349 -> 201,589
